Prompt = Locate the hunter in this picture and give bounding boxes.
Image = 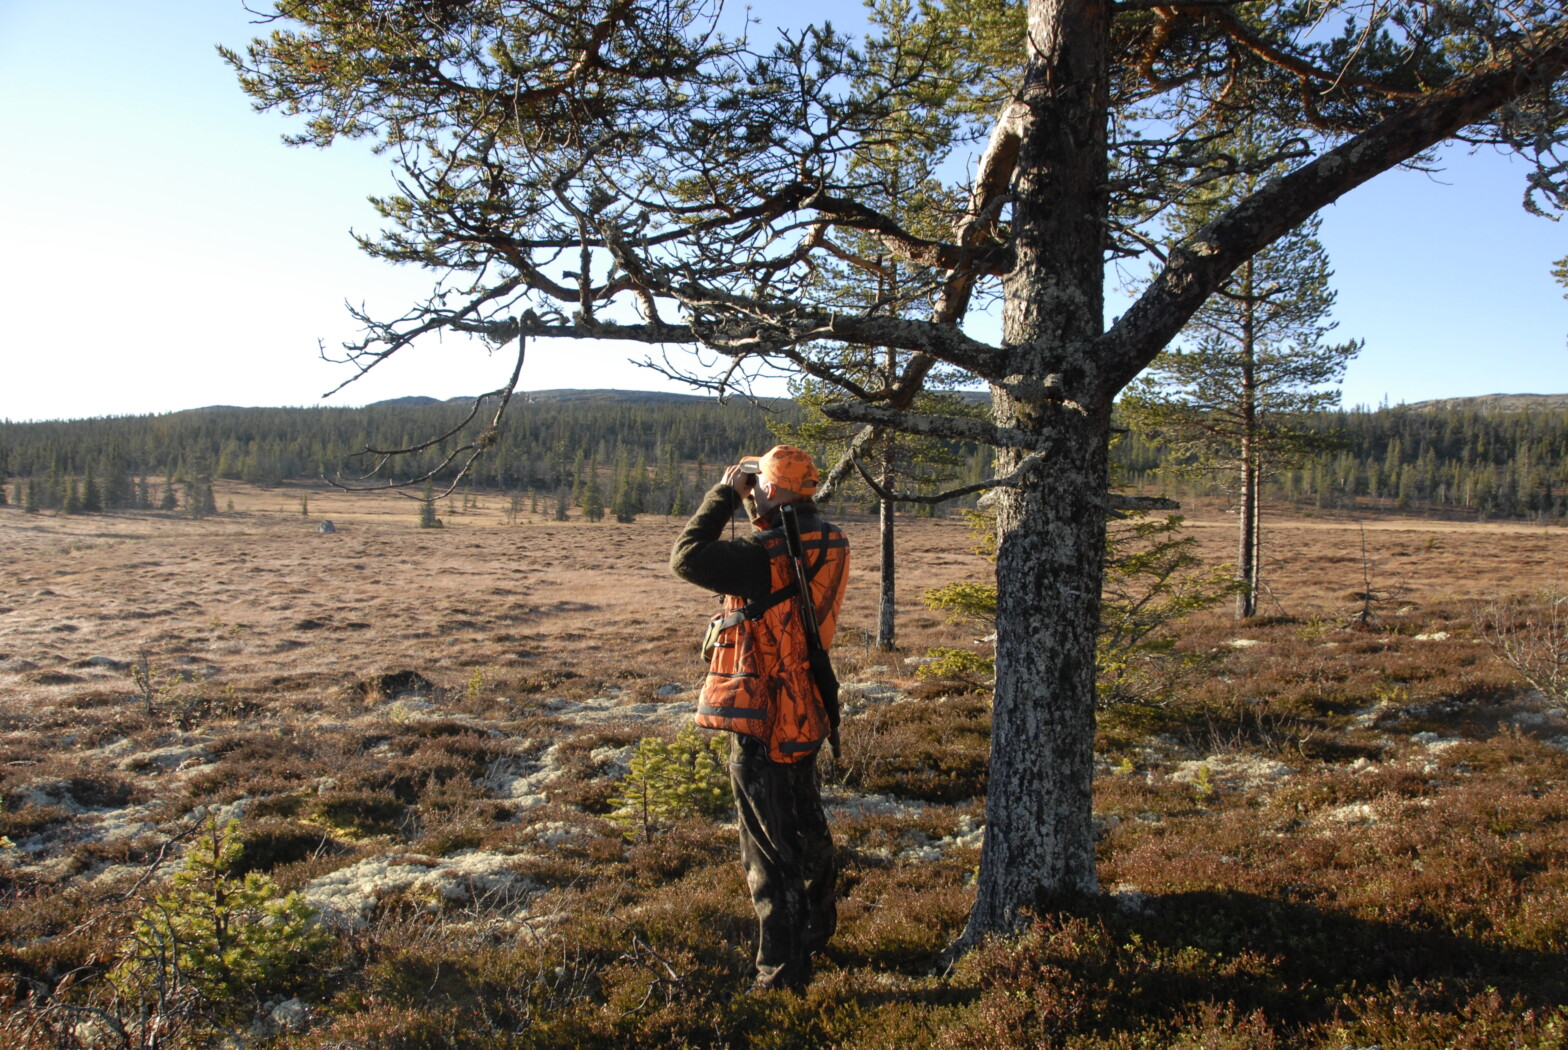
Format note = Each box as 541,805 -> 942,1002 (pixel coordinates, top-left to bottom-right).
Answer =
670,445 -> 850,992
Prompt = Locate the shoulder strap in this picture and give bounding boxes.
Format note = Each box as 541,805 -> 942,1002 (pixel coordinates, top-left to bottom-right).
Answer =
716,579 -> 798,631
716,522 -> 845,631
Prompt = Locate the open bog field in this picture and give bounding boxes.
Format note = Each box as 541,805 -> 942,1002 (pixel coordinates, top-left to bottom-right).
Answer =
0,482 -> 993,715
2,483 -> 1566,1049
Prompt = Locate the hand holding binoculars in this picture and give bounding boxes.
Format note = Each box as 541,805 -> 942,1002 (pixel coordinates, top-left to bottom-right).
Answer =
737,458 -> 760,488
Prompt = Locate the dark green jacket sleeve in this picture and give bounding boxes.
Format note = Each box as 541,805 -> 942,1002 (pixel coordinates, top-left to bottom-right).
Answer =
669,484 -> 771,601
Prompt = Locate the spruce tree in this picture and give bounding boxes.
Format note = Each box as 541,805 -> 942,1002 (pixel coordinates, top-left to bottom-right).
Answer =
103,457 -> 132,510
582,470 -> 605,523
611,448 -> 639,522
46,461 -> 64,511
81,465 -> 103,513
418,480 -> 443,528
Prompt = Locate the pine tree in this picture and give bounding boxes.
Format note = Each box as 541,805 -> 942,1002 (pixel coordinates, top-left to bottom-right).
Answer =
609,727 -> 733,840
103,456 -> 132,509
113,816 -> 329,1016
218,1 -> 1568,936
1123,123 -> 1361,618
611,448 -> 639,523
46,460 -> 64,511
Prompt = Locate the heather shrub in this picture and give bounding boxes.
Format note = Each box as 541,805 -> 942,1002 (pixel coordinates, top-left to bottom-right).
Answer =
833,695 -> 990,802
309,789 -> 410,838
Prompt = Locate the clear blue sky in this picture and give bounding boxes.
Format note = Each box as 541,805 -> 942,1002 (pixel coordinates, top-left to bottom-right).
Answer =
2,1 -> 1564,423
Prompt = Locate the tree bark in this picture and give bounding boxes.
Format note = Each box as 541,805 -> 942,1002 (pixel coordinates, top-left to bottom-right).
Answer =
959,0 -> 1111,945
1237,262 -> 1259,619
1237,454 -> 1258,618
877,434 -> 897,651
877,495 -> 896,650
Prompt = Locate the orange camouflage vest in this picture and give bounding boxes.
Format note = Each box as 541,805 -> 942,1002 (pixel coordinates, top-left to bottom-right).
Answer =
695,515 -> 849,763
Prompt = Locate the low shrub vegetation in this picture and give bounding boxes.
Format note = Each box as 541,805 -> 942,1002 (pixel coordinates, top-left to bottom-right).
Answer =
2,509 -> 1566,1047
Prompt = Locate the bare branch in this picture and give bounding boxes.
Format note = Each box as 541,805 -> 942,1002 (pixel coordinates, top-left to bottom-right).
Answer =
815,424 -> 883,504
327,336 -> 528,497
848,447 -> 1045,504
821,399 -> 1058,452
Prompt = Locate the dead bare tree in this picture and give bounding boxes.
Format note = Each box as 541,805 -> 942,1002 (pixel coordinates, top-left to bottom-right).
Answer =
1477,591 -> 1568,704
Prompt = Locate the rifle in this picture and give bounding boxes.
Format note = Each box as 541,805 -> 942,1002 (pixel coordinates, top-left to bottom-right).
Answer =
778,502 -> 842,757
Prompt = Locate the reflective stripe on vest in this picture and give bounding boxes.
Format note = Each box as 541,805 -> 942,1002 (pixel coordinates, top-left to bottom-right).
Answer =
693,513 -> 849,763
696,704 -> 769,721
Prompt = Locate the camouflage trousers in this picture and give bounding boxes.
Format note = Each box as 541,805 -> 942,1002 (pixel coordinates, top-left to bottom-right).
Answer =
727,733 -> 837,991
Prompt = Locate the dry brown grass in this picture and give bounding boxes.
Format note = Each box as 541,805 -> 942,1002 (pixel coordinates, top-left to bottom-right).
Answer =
2,485 -> 1567,1048
0,480 -> 989,719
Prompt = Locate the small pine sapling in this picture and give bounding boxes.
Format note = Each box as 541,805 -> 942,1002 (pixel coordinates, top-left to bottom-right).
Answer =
921,508 -> 1236,702
609,726 -> 733,840
112,815 -> 330,1022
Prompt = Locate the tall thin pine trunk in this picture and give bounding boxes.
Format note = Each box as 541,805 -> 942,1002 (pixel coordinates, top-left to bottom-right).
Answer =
876,339 -> 899,651
1236,260 -> 1259,619
876,494 -> 896,650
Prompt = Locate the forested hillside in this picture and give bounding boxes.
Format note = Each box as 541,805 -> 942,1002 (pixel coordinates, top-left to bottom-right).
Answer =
3,392 -> 1567,521
0,392 -> 799,517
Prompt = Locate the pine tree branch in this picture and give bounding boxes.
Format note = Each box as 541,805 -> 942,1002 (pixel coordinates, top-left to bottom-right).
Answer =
327,336 -> 528,498
821,400 -> 1054,451
816,102 -> 1025,499
1107,493 -> 1182,516
848,447 -> 1044,504
1098,20 -> 1568,399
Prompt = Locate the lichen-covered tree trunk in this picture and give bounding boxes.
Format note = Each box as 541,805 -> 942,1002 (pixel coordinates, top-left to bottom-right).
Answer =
960,0 -> 1111,943
967,409 -> 1109,936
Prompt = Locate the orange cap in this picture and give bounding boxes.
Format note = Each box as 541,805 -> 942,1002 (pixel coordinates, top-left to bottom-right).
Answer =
748,445 -> 819,495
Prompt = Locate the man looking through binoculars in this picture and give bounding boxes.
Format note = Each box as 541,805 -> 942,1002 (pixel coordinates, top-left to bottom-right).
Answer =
670,445 -> 850,992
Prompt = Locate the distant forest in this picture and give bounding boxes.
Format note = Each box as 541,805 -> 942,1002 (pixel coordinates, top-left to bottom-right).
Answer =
2,392 -> 1567,522
1116,401 -> 1568,520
